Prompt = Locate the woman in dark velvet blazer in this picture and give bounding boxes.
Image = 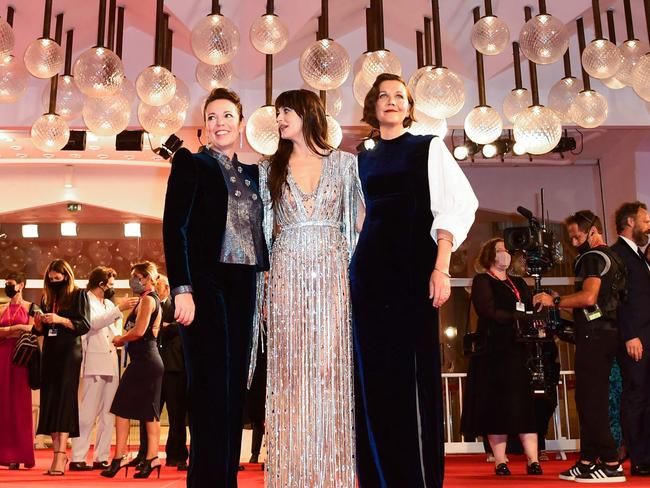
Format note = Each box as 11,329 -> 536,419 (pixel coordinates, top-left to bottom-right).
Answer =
162,88 -> 268,488
350,74 -> 478,488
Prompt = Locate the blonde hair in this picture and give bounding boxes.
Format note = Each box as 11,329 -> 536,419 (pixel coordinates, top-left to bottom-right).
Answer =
130,261 -> 159,283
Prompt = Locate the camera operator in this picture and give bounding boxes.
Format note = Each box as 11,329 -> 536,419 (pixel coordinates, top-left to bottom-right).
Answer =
533,210 -> 626,483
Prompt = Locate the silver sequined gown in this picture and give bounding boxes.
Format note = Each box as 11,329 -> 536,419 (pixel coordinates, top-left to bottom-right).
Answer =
258,150 -> 362,488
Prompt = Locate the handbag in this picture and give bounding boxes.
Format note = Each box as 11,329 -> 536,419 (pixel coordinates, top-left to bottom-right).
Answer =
12,331 -> 39,366
462,291 -> 488,357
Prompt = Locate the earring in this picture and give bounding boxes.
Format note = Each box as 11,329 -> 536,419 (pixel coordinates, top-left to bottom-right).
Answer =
239,132 -> 243,149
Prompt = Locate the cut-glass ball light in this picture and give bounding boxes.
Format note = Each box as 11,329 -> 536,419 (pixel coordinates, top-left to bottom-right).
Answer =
325,87 -> 343,117
409,109 -> 447,138
359,49 -> 402,85
41,74 -> 83,121
569,89 -> 608,128
0,54 -> 28,103
615,39 -> 650,86
0,16 -> 14,58
503,87 -> 533,123
415,67 -> 465,119
196,61 -> 233,91
464,105 -> 503,144
246,105 -> 279,155
581,39 -> 622,80
513,105 -> 562,155
250,14 -> 289,55
137,78 -> 189,136
24,38 -> 64,78
408,66 -> 433,99
326,115 -> 343,148
31,113 -> 70,151
547,77 -> 583,123
118,77 -> 136,104
191,14 -> 240,65
136,65 -> 176,106
83,94 -> 131,136
353,71 -> 372,107
299,38 -> 351,91
73,46 -> 124,98
601,75 -> 625,90
518,14 -> 569,65
471,15 -> 510,56
632,54 -> 650,101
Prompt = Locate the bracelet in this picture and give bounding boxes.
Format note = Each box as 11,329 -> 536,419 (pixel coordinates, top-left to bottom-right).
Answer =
437,236 -> 454,245
434,268 -> 451,278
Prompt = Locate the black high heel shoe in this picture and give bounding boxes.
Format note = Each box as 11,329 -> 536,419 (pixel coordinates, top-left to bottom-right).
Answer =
133,457 -> 161,479
44,451 -> 68,476
100,456 -> 129,478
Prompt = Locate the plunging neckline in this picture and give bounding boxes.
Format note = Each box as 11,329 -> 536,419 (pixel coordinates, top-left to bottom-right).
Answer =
287,155 -> 328,219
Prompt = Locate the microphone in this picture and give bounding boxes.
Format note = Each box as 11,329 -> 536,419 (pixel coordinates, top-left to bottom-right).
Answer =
517,206 -> 534,220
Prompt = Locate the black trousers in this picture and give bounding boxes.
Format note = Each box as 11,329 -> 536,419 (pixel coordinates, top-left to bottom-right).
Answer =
574,326 -> 619,463
619,327 -> 650,466
179,264 -> 256,488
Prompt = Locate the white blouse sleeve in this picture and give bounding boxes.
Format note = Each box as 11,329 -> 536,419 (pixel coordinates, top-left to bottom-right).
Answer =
427,136 -> 478,251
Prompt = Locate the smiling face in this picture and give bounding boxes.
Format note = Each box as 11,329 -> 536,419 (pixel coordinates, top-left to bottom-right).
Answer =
276,106 -> 303,143
204,98 -> 243,155
375,79 -> 411,129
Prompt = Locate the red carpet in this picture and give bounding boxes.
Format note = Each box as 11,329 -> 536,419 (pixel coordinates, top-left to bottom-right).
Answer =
2,450 -> 648,486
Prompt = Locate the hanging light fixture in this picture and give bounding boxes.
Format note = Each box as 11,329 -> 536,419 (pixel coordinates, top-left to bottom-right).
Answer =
136,0 -> 176,106
632,0 -> 650,101
246,2 -> 280,155
514,6 -> 562,155
601,9 -> 625,89
0,7 -> 14,58
569,17 -> 608,128
408,20 -> 433,97
24,0 -> 64,78
615,0 -> 649,87
326,114 -> 343,148
42,28 -> 83,120
31,12 -> 70,152
113,5 -> 136,103
470,0 -> 510,56
581,0 -> 622,80
196,60 -> 233,91
352,8 -> 377,106
73,0 -> 124,98
0,7 -> 28,104
465,7 -> 502,145
191,0 -> 240,65
502,42 -> 533,123
518,0 -> 569,65
325,87 -> 343,117
415,0 -> 465,119
359,0 -> 400,85
300,0 -> 350,91
250,0 -> 289,55
548,49 -> 583,123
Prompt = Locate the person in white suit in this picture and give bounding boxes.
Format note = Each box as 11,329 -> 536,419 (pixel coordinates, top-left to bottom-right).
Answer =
69,266 -> 137,471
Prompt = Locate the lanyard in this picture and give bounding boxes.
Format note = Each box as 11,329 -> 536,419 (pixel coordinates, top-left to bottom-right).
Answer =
487,272 -> 521,302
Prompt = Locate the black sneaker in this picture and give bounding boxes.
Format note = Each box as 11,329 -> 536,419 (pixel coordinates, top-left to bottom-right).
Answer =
559,461 -> 593,481
574,463 -> 626,483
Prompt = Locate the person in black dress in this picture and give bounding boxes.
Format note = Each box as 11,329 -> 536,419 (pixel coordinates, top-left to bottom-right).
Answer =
460,238 -> 541,476
33,259 -> 91,475
102,261 -> 163,479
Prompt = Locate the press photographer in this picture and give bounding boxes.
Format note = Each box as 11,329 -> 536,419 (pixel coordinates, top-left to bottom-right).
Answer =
533,210 -> 627,483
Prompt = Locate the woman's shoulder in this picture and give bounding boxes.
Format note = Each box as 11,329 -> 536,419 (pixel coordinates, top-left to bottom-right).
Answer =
472,272 -> 489,284
330,149 -> 356,169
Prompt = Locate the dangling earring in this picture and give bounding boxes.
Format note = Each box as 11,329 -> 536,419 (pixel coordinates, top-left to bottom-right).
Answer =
239,132 -> 243,149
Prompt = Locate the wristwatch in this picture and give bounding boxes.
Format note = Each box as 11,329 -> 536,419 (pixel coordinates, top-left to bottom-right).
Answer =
553,295 -> 562,307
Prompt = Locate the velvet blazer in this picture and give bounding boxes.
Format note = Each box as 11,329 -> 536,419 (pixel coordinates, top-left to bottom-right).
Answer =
162,147 -> 269,293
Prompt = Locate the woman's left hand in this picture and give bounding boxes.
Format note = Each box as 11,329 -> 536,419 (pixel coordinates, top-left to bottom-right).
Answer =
41,313 -> 56,324
112,336 -> 124,347
429,269 -> 451,308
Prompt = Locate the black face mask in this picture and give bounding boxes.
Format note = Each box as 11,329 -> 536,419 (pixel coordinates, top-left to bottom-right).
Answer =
49,280 -> 67,292
576,235 -> 592,255
103,287 -> 115,300
4,284 -> 18,298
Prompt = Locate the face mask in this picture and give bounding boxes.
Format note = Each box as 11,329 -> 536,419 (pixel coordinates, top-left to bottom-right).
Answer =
4,284 -> 18,298
494,251 -> 511,270
129,276 -> 146,295
49,280 -> 67,292
103,287 -> 115,300
576,234 -> 592,255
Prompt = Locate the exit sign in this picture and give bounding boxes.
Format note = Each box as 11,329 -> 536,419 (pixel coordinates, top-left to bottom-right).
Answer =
67,203 -> 82,212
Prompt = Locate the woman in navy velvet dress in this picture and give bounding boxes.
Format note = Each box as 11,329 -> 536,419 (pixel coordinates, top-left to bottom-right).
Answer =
350,73 -> 478,488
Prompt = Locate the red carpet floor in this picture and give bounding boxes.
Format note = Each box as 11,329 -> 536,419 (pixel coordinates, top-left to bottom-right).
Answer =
2,451 -> 648,486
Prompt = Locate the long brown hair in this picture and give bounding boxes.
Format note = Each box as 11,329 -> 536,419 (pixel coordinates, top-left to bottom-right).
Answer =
268,89 -> 332,206
43,259 -> 76,310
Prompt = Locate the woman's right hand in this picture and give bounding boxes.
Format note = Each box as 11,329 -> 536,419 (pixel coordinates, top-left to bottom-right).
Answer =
174,293 -> 195,326
118,297 -> 140,312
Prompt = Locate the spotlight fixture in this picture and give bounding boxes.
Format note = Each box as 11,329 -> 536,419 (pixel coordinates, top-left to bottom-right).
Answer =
551,136 -> 577,154
22,224 -> 38,238
60,221 -> 77,236
482,143 -> 497,158
453,141 -> 479,161
115,130 -> 144,151
482,138 -> 512,158
61,130 -> 86,151
152,133 -> 183,160
512,141 -> 527,155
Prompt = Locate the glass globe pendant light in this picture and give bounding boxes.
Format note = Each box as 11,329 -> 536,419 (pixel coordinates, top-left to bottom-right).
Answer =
614,0 -> 650,87
581,0 -> 622,80
326,114 -> 343,148
570,17 -> 608,128
42,29 -> 83,121
136,0 -> 176,107
502,41 -> 533,124
352,9 -> 378,107
518,0 -> 569,65
191,0 -> 240,65
113,6 -> 136,104
0,7 -> 27,104
471,0 -> 510,56
409,19 -> 434,100
514,6 -> 562,155
464,7 -> 502,145
23,0 -> 64,79
196,61 -> 233,91
548,49 -> 583,123
600,10 -> 626,89
632,0 -> 650,101
415,0 -> 465,119
250,5 -> 289,56
0,7 -> 15,59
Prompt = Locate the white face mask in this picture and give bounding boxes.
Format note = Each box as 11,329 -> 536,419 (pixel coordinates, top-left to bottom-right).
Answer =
494,251 -> 511,270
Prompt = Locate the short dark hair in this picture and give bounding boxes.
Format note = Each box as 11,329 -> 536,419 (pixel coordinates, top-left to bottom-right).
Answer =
565,210 -> 603,234
87,266 -> 117,290
362,73 -> 416,129
476,237 -> 504,272
5,271 -> 26,284
203,87 -> 244,122
614,201 -> 647,233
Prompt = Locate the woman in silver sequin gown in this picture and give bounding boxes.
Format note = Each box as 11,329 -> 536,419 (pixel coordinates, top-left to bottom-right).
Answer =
258,90 -> 362,488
